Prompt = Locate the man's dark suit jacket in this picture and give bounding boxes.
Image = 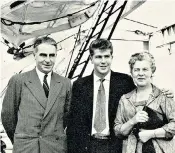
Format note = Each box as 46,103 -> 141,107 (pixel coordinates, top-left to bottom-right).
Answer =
67,71 -> 135,153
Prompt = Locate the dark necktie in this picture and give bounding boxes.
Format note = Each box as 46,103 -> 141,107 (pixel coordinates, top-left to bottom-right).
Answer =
94,79 -> 106,133
43,74 -> 49,98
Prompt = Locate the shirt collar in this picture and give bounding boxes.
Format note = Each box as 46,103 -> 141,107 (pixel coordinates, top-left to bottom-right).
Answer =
94,71 -> 111,82
35,67 -> 52,79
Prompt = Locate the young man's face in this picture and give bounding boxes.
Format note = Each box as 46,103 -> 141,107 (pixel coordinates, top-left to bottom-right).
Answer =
91,49 -> 113,78
34,43 -> 57,74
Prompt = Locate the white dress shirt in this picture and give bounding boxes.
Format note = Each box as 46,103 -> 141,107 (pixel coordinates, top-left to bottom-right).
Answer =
36,67 -> 51,88
91,71 -> 111,136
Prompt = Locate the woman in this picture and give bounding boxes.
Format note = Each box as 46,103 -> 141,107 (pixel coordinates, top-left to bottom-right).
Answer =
114,52 -> 175,153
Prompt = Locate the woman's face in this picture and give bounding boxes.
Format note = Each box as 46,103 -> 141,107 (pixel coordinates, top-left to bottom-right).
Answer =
131,60 -> 153,87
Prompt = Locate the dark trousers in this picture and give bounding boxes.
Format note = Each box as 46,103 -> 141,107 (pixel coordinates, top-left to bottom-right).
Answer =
90,137 -> 122,153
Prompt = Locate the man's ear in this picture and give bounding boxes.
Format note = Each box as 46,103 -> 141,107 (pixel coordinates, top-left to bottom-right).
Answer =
33,52 -> 36,57
90,55 -> 93,64
33,50 -> 37,59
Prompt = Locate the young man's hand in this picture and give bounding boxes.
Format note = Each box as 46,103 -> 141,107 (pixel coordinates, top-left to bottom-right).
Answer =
161,89 -> 174,98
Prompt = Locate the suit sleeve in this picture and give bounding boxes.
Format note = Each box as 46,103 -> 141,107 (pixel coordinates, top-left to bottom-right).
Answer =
114,96 -> 128,139
67,80 -> 80,128
67,80 -> 88,153
1,75 -> 22,144
127,75 -> 136,92
63,79 -> 72,129
161,96 -> 175,138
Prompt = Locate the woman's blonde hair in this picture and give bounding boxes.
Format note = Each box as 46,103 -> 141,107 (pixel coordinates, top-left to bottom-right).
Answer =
129,52 -> 156,73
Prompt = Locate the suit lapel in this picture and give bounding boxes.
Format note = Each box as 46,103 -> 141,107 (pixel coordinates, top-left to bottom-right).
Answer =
43,72 -> 62,118
85,75 -> 94,122
25,69 -> 47,109
108,71 -> 116,118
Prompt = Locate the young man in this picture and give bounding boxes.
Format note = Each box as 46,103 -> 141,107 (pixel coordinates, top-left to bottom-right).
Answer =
67,38 -> 173,153
1,37 -> 71,153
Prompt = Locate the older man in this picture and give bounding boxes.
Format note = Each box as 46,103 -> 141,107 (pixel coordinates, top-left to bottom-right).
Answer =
1,36 -> 71,153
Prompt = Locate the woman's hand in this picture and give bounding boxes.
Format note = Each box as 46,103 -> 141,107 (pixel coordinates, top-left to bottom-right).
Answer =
130,111 -> 149,125
138,129 -> 154,143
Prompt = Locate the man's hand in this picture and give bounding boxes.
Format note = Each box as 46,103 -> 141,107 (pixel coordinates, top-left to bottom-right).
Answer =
64,127 -> 67,134
0,124 -> 4,133
162,88 -> 174,98
138,129 -> 154,143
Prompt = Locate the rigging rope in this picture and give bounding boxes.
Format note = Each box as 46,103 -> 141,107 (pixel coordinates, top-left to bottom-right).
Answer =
65,25 -> 82,77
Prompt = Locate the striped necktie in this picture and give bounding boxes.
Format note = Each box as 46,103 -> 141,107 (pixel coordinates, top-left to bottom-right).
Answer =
43,74 -> 49,98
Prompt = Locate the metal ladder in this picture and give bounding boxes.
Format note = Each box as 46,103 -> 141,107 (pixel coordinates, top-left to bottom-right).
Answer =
68,0 -> 127,80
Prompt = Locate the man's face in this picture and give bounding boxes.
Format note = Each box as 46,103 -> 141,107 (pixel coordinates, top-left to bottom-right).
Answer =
91,49 -> 113,78
34,43 -> 57,74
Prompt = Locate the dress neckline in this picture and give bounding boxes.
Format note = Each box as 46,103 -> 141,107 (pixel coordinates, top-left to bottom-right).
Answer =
134,100 -> 147,107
